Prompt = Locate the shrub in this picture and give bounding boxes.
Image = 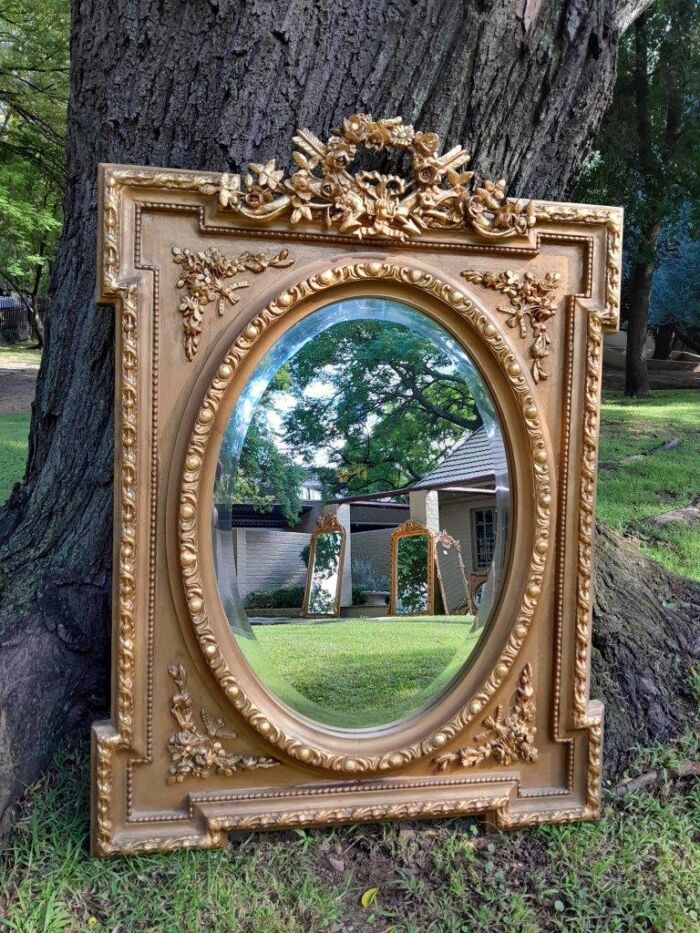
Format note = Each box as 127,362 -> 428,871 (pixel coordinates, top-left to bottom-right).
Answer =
244,585 -> 306,609
351,557 -> 389,592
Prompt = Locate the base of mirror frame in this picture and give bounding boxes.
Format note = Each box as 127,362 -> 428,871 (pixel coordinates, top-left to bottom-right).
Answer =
92,701 -> 602,855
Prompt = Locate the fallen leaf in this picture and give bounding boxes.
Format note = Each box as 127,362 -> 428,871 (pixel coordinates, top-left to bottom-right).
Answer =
361,886 -> 379,908
328,855 -> 345,872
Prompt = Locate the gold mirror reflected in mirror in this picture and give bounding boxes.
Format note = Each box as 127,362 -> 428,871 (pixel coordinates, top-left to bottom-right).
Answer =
390,523 -> 434,616
302,517 -> 345,617
212,298 -> 510,729
434,531 -> 471,616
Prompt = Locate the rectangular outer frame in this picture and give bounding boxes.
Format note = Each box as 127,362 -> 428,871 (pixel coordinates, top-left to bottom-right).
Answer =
91,115 -> 621,856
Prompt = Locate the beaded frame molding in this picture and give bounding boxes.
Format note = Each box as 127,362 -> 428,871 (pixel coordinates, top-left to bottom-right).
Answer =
92,115 -> 620,856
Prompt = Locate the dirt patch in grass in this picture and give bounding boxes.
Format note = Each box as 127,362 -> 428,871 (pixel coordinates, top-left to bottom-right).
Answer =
0,369 -> 36,414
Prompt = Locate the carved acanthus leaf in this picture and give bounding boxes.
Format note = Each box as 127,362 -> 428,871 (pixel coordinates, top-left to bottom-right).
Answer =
172,246 -> 294,360
435,664 -> 538,771
166,664 -> 278,783
198,114 -> 536,242
461,269 -> 561,383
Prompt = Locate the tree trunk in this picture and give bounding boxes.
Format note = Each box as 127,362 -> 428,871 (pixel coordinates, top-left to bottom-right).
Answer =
0,0 -> 660,829
593,522 -> 700,775
652,322 -> 675,360
29,242 -> 46,348
624,14 -> 655,398
625,256 -> 654,396
674,322 -> 700,356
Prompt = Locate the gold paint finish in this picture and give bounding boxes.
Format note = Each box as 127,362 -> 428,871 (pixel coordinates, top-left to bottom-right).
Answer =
91,114 -> 621,856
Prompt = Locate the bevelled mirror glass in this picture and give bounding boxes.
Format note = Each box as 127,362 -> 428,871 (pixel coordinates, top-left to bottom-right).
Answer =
212,298 -> 510,728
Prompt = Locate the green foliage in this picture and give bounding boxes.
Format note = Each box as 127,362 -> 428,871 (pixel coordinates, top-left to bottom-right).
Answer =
274,319 -> 479,497
216,412 -> 306,526
578,2 -> 700,239
650,219 -> 700,327
577,1 -> 700,322
307,531 -> 342,613
396,534 -> 430,613
0,0 -> 68,296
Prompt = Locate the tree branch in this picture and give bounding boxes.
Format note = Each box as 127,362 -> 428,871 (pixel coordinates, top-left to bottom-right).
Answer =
614,0 -> 657,34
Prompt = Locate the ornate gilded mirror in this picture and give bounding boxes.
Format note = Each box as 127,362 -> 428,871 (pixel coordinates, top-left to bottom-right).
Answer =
390,522 -> 435,616
93,114 -> 620,855
302,515 -> 345,617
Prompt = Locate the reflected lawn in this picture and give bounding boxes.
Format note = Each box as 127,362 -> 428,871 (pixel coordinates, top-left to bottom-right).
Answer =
240,616 -> 479,728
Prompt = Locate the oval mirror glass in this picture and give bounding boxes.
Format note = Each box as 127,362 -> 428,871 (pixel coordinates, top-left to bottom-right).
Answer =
212,298 -> 510,729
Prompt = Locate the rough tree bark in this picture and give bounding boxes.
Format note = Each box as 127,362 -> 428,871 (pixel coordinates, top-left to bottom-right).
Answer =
593,523 -> 700,774
0,0 -> 675,829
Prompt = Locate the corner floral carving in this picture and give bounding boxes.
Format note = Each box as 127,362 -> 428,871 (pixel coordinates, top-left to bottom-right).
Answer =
435,664 -> 538,771
172,246 -> 294,360
461,269 -> 561,383
198,114 -> 535,242
166,664 -> 279,783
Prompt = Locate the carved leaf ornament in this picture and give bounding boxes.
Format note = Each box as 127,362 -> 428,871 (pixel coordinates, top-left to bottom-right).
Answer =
435,664 -> 538,771
173,246 -> 294,360
461,270 -> 561,382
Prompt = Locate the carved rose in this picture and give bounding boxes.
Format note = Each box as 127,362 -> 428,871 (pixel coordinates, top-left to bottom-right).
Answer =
323,136 -> 356,173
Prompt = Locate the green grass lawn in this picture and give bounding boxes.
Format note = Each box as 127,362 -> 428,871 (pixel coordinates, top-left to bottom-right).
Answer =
0,412 -> 30,503
240,617 -> 478,727
598,390 -> 700,580
0,341 -> 42,367
0,737 -> 697,932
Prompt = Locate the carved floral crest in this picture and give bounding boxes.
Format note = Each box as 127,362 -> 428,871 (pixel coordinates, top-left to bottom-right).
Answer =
200,114 -> 536,242
461,269 -> 561,383
172,246 -> 294,360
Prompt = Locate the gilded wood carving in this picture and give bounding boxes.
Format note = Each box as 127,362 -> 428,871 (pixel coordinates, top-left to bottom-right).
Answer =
198,114 -> 535,242
389,520 -> 436,616
435,664 -> 538,771
172,246 -> 294,360
461,270 -> 561,383
91,113 -> 620,856
301,514 -> 346,618
167,665 -> 279,782
433,530 -> 470,614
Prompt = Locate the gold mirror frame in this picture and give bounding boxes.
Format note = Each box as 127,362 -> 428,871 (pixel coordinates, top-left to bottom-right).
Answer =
90,113 -> 621,855
468,571 -> 490,616
301,514 -> 346,618
389,520 -> 436,616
